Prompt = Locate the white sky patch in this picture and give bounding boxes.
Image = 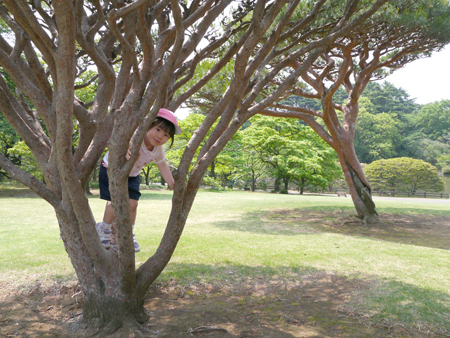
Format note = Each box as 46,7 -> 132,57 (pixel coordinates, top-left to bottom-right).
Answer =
385,46 -> 450,104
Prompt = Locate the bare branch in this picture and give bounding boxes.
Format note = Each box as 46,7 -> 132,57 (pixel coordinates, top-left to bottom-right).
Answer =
3,0 -> 57,79
260,108 -> 333,146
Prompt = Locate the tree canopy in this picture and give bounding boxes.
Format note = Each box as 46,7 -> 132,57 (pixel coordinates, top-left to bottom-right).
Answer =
241,115 -> 341,192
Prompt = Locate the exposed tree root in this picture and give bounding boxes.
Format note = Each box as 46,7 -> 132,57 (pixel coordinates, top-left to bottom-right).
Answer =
93,314 -> 158,337
341,220 -> 364,226
189,326 -> 228,334
94,317 -> 122,336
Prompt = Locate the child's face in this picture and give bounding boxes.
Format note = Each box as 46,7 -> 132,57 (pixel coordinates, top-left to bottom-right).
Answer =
146,124 -> 171,147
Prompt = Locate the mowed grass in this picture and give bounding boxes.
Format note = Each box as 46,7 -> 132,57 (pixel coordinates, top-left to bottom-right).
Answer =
1,188 -> 450,331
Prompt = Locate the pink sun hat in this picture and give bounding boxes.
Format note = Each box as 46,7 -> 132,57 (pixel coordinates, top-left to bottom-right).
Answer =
157,108 -> 182,135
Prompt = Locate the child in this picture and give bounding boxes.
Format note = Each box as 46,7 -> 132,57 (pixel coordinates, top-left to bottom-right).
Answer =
96,108 -> 182,252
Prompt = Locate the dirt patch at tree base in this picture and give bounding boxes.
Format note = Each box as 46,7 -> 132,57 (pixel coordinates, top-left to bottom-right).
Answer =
0,273 -> 442,338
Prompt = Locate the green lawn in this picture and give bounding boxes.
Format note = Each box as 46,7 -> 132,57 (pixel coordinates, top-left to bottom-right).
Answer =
1,189 -> 449,331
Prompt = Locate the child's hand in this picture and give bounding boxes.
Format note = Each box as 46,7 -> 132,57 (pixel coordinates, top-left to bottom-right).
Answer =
126,148 -> 140,161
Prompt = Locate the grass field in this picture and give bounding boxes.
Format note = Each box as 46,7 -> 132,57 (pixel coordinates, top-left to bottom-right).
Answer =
0,188 -> 449,333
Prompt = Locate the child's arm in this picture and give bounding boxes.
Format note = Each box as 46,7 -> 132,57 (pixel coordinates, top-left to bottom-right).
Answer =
157,161 -> 175,189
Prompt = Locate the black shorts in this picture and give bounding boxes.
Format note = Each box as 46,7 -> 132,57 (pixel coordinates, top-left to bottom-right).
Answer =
99,164 -> 141,201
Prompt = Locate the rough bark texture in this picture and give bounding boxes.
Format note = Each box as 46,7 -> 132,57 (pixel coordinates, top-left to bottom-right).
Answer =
2,0 -> 444,332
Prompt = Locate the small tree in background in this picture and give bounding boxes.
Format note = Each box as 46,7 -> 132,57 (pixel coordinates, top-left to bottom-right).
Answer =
364,157 -> 444,195
242,116 -> 341,194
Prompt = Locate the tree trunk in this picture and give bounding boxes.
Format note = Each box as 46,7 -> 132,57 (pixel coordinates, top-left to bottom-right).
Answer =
274,177 -> 280,191
328,113 -> 379,224
300,177 -> 305,194
342,156 -> 378,223
210,160 -> 216,178
283,178 -> 289,190
142,166 -> 152,186
251,170 -> 256,191
54,206 -> 149,330
82,293 -> 149,331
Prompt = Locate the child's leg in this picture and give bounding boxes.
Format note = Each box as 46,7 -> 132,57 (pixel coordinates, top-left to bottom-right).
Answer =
102,200 -> 137,224
97,164 -> 113,247
130,199 -> 140,252
130,199 -> 138,225
103,201 -> 115,224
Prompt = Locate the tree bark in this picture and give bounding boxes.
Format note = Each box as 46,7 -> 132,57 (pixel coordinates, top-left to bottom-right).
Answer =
283,177 -> 289,191
325,103 -> 379,223
274,177 -> 280,192
251,170 -> 256,192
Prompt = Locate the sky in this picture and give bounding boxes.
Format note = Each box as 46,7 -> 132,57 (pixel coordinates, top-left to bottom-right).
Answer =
384,46 -> 450,104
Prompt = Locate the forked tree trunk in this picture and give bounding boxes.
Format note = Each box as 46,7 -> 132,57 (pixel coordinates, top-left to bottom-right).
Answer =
54,201 -> 148,329
325,104 -> 379,224
338,149 -> 379,223
299,177 -> 305,194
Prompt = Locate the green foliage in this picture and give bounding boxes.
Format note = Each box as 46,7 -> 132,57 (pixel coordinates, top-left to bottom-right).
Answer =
364,157 -> 444,194
175,59 -> 235,113
242,116 -> 342,191
74,70 -> 99,103
8,141 -> 43,180
352,82 -> 450,170
414,138 -> 449,167
357,82 -> 420,160
0,68 -> 44,181
414,100 -> 450,140
354,97 -> 401,163
140,163 -> 159,186
400,101 -> 450,167
230,147 -> 271,191
0,112 -> 20,180
0,18 -> 10,34
202,176 -> 223,189
363,82 -> 417,119
166,113 -> 242,187
166,113 -> 207,172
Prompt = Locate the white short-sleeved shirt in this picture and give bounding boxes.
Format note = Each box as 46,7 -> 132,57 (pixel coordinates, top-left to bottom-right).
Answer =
102,141 -> 166,177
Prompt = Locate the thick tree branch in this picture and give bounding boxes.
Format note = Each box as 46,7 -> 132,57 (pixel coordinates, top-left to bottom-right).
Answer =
0,153 -> 59,206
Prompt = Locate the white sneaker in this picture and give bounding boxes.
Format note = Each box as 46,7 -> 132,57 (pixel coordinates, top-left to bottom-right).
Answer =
133,234 -> 140,252
96,222 -> 111,248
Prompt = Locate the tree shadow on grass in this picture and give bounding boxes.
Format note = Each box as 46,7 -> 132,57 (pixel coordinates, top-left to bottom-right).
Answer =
212,207 -> 450,251
0,186 -> 39,198
147,263 -> 450,337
